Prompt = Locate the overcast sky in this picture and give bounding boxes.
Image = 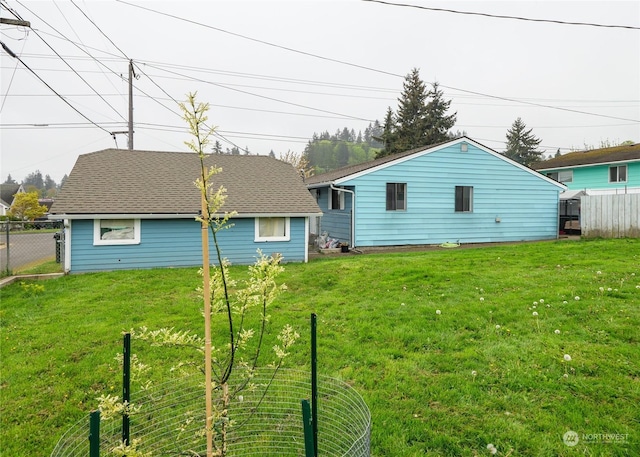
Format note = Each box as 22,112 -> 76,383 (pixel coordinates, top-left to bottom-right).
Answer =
1,0 -> 639,184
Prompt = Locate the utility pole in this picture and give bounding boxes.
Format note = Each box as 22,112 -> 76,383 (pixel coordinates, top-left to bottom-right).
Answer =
128,59 -> 135,150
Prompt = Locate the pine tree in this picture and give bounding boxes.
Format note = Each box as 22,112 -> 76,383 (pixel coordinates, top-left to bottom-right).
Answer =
424,82 -> 457,145
504,117 -> 542,166
394,68 -> 430,152
376,107 -> 397,158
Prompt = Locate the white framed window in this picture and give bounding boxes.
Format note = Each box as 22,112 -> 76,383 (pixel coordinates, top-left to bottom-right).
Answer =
455,186 -> 473,212
386,183 -> 406,211
94,219 -> 140,245
255,217 -> 290,242
609,165 -> 627,183
548,171 -> 573,183
330,188 -> 345,210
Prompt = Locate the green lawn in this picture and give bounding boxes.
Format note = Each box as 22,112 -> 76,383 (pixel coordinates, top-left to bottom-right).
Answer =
1,238 -> 639,456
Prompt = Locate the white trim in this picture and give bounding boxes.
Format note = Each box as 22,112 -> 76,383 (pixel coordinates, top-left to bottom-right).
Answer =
304,217 -> 309,263
93,218 -> 141,245
536,158 -> 640,172
53,212 -> 321,220
332,136 -> 566,190
254,217 -> 290,242
64,220 -> 71,273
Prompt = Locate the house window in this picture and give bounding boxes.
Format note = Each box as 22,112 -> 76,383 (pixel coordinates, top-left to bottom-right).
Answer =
548,171 -> 573,183
255,217 -> 290,242
94,219 -> 140,245
455,186 -> 473,212
386,183 -> 406,211
330,188 -> 344,210
609,165 -> 627,183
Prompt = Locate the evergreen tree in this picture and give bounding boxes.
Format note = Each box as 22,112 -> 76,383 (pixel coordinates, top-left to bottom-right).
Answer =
269,149 -> 276,158
23,170 -> 44,190
212,141 -> 223,154
394,68 -> 430,153
504,117 -> 543,166
4,174 -> 17,184
377,107 -> 396,158
424,82 -> 457,145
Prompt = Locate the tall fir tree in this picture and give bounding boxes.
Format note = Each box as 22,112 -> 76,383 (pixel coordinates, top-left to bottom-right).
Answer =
377,68 -> 457,158
504,117 -> 543,166
424,82 -> 457,145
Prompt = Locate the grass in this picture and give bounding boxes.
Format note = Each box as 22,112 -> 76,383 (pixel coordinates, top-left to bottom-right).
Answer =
1,238 -> 639,456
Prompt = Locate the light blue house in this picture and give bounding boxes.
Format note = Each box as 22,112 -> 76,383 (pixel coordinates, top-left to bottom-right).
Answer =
531,143 -> 640,233
532,143 -> 640,193
305,137 -> 566,248
50,149 -> 321,273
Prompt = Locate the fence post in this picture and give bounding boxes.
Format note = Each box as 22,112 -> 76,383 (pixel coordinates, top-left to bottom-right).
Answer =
4,222 -> 10,275
311,313 -> 318,457
301,399 -> 315,457
122,333 -> 131,446
89,410 -> 101,457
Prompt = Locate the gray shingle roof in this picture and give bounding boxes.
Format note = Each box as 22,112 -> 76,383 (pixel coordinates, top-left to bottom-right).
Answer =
531,143 -> 640,170
50,149 -> 321,217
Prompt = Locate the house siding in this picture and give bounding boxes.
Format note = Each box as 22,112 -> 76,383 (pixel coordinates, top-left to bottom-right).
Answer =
334,143 -> 560,247
69,217 -> 307,273
542,162 -> 640,191
316,187 -> 352,245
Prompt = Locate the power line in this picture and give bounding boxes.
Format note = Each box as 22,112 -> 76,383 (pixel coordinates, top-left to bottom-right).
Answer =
362,0 -> 640,30
14,1 -> 126,121
70,0 -> 129,59
0,39 -> 113,135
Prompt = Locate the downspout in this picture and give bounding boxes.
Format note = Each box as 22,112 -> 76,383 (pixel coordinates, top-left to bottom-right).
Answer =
329,183 -> 356,249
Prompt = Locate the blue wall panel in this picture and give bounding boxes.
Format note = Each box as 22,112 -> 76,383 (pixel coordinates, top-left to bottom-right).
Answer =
69,217 -> 307,273
320,143 -> 561,247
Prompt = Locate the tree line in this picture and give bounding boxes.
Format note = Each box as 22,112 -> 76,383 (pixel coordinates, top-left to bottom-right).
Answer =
3,170 -> 67,198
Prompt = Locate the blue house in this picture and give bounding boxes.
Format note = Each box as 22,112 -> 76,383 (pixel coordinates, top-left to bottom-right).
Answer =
50,149 -> 321,273
531,143 -> 640,232
305,137 -> 566,248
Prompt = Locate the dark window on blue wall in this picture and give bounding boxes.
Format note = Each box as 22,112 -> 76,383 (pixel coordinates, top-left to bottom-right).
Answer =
386,183 -> 406,211
609,165 -> 627,183
455,186 -> 473,212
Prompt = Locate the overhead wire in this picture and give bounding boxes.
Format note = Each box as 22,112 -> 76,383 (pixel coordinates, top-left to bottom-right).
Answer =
0,41 -> 113,136
362,0 -> 640,30
14,0 -> 126,122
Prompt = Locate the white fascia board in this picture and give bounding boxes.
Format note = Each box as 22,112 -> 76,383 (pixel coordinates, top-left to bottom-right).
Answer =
333,136 -> 566,190
55,212 -> 322,220
536,158 -> 640,172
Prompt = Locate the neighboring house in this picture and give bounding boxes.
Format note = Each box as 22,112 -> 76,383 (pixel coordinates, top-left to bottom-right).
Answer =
531,143 -> 640,194
305,137 -> 566,248
49,149 -> 322,273
531,143 -> 640,233
0,183 -> 24,216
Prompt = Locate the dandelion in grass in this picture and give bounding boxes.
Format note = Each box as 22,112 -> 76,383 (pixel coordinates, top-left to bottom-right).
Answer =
495,324 -> 501,330
487,443 -> 498,454
563,300 -> 568,304
597,271 -> 602,275
555,329 -> 561,335
533,301 -> 538,306
436,309 -> 441,315
564,354 -> 572,361
471,370 -> 477,381
563,373 -> 569,379
532,311 -> 540,331
480,297 -> 485,302
540,299 -> 544,304
574,296 -> 580,301
599,287 -> 604,292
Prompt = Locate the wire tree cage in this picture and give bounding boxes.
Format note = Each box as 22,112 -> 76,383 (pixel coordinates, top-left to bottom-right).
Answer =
51,368 -> 370,457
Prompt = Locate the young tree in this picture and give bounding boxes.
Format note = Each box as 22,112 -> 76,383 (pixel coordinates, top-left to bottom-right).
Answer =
279,150 -> 313,177
8,191 -> 47,220
504,117 -> 543,166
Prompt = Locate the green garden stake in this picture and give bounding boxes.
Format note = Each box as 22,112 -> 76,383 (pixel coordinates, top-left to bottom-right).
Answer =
89,410 -> 100,457
301,399 -> 315,457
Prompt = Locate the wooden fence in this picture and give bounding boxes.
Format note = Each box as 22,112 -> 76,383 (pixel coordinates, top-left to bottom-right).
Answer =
581,194 -> 640,238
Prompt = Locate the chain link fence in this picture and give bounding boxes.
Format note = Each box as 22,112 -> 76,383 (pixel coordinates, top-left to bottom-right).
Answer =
51,368 -> 371,457
0,220 -> 64,275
